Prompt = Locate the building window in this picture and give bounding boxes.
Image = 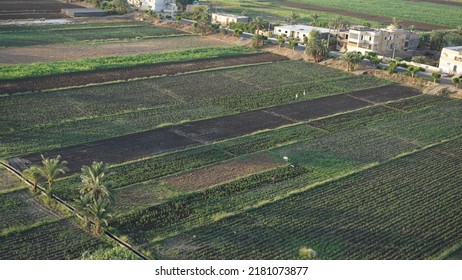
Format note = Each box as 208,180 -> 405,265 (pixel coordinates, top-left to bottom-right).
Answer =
360,35 -> 364,40
369,36 -> 372,41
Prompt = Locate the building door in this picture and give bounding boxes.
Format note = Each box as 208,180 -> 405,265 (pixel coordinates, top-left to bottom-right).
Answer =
454,65 -> 458,73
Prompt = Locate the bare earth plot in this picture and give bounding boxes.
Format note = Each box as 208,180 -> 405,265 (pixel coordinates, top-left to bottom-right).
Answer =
19,85 -> 419,174
0,53 -> 287,94
0,36 -> 231,65
166,154 -> 281,192
276,1 -> 448,30
0,0 -> 82,19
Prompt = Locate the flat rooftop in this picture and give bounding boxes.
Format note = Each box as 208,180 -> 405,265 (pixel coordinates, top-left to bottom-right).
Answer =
445,46 -> 462,52
275,25 -> 331,34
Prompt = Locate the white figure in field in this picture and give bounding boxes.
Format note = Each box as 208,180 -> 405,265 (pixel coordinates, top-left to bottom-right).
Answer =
283,156 -> 289,162
295,93 -> 298,99
303,90 -> 306,96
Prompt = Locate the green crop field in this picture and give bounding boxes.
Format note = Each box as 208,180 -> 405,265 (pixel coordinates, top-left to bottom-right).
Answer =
213,0 -> 462,28
40,93 -> 462,260
0,46 -> 257,80
0,168 -> 110,259
0,60 -> 389,157
0,22 -> 186,47
102,95 -> 462,260
2,43 -> 462,260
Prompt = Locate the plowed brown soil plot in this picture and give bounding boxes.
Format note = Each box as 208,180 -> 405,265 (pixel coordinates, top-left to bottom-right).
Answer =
22,128 -> 200,173
0,0 -> 81,19
166,154 -> 281,192
0,53 -> 287,94
171,110 -> 293,144
347,84 -> 421,103
268,85 -> 419,121
277,1 -> 447,30
408,0 -> 462,7
266,94 -> 371,122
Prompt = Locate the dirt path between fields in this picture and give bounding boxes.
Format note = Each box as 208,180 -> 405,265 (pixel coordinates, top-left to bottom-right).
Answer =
0,52 -> 288,94
277,1 -> 448,30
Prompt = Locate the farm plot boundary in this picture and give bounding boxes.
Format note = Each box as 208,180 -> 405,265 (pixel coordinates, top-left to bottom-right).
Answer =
276,1 -> 449,30
0,53 -> 285,94
18,85 -> 419,174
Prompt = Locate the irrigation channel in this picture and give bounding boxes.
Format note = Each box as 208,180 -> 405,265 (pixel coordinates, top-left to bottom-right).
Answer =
0,161 -> 149,260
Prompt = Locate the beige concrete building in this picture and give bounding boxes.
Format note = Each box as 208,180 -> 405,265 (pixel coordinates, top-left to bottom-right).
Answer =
211,13 -> 249,26
273,25 -> 331,41
439,46 -> 462,75
129,0 -> 177,12
338,25 -> 419,56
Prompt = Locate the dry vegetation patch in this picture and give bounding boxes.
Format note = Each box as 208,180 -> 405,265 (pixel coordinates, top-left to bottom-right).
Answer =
166,153 -> 281,192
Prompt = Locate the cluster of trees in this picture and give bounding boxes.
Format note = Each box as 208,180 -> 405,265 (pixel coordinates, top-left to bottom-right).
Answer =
287,12 -> 350,31
23,155 -> 68,199
304,31 -> 329,62
85,0 -> 131,14
24,157 -> 114,236
229,16 -> 268,35
419,27 -> 462,50
190,6 -> 214,35
75,161 -> 113,236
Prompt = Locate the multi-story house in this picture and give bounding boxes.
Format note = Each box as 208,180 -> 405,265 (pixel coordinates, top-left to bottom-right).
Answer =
439,46 -> 462,75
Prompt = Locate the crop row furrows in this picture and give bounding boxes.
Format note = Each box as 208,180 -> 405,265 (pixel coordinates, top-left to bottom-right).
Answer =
53,124 -> 323,199
150,141 -> 462,259
112,166 -> 309,238
0,219 -> 108,259
0,189 -> 59,230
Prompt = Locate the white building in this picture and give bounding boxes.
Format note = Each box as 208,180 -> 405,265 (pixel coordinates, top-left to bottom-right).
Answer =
211,13 -> 249,26
273,25 -> 331,41
129,0 -> 177,13
439,46 -> 462,75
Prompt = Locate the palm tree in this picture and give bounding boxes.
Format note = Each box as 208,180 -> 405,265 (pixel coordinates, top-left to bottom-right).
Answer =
388,60 -> 398,74
329,16 -> 350,31
391,17 -> 402,28
311,14 -> 319,26
80,161 -> 111,202
454,26 -> 462,36
38,155 -> 68,197
289,12 -> 300,25
305,38 -> 329,62
430,30 -> 447,50
74,195 -> 92,230
87,198 -> 112,236
342,51 -> 362,72
23,165 -> 41,193
252,16 -> 264,34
